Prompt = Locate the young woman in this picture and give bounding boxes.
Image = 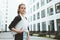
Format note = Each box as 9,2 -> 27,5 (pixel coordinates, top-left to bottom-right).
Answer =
9,4 -> 30,40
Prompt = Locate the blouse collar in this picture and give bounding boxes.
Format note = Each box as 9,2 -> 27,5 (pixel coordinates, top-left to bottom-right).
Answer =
19,13 -> 26,19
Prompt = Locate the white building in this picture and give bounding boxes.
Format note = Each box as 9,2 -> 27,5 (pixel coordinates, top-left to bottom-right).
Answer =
27,0 -> 60,33
0,0 -> 8,31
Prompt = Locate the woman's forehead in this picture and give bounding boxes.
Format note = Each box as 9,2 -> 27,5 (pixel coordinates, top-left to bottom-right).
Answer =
20,5 -> 26,7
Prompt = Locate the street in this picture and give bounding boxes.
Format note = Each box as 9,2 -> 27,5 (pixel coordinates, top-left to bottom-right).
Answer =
0,32 -> 57,40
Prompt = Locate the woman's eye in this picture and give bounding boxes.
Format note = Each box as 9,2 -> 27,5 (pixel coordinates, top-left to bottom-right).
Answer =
21,7 -> 23,9
21,7 -> 26,9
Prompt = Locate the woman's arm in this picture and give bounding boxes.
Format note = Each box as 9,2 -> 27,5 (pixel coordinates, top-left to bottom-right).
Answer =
9,15 -> 22,33
11,28 -> 23,33
9,15 -> 21,30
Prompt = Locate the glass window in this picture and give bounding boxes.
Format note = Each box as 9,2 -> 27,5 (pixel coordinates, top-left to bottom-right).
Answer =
6,16 -> 8,19
41,10 -> 45,18
47,6 -> 53,16
6,13 -> 8,15
57,19 -> 60,32
5,20 -> 7,23
33,14 -> 35,20
47,0 -> 52,3
42,22 -> 46,31
30,8 -> 32,13
33,0 -> 35,2
37,2 -> 39,9
33,5 -> 35,11
33,24 -> 36,31
37,12 -> 40,19
31,25 -> 32,31
6,9 -> 8,11
5,24 -> 7,31
30,16 -> 32,22
41,0 -> 45,6
55,2 -> 60,13
37,23 -> 40,31
48,20 -> 54,32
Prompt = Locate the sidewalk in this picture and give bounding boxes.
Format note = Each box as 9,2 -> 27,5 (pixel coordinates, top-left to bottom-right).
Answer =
30,36 -> 57,40
0,32 -> 57,40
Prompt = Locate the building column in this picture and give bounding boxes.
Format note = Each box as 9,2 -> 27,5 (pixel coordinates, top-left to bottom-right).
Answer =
53,3 -> 56,15
54,19 -> 57,31
53,3 -> 57,31
46,21 -> 49,31
40,22 -> 42,31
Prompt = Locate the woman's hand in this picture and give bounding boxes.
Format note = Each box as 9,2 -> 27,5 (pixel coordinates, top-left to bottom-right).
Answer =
11,28 -> 24,34
16,29 -> 24,33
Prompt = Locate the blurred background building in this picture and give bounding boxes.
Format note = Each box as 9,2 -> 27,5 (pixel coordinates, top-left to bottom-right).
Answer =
0,0 -> 29,31
27,0 -> 60,35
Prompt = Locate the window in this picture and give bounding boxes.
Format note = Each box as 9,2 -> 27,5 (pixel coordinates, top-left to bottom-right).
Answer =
37,12 -> 40,19
37,23 -> 40,31
6,9 -> 8,11
30,16 -> 32,22
33,24 -> 36,31
42,22 -> 46,31
57,19 -> 60,32
6,16 -> 8,19
37,2 -> 39,9
33,5 -> 35,11
5,24 -> 7,31
41,0 -> 45,6
5,20 -> 7,23
47,0 -> 52,3
6,13 -> 8,15
33,0 -> 35,2
48,20 -> 54,32
33,14 -> 35,20
55,2 -> 60,13
47,6 -> 53,16
31,25 -> 32,31
41,10 -> 45,18
30,8 -> 32,13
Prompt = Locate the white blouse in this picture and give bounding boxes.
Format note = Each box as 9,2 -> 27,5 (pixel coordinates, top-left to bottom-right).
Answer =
12,14 -> 29,35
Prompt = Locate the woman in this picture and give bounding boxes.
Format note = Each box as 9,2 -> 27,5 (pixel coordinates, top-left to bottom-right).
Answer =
9,4 -> 30,40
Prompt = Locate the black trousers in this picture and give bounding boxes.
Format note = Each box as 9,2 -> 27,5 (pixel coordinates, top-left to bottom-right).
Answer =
15,33 -> 23,40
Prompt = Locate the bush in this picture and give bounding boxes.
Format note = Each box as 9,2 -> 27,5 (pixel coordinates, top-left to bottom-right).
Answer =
54,33 -> 60,39
38,33 -> 46,37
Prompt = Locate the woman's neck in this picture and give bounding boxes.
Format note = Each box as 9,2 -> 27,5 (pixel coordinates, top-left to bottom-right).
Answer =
19,13 -> 25,17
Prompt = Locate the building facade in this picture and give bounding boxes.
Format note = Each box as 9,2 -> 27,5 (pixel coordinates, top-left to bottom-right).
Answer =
0,0 -> 8,31
27,0 -> 60,34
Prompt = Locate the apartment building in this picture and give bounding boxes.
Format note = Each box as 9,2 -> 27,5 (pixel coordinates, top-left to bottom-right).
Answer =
27,0 -> 60,34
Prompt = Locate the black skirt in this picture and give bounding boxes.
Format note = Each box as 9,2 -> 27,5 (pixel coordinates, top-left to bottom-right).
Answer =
15,33 -> 23,40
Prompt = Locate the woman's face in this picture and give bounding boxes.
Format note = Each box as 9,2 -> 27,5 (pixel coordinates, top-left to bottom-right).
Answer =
19,5 -> 26,14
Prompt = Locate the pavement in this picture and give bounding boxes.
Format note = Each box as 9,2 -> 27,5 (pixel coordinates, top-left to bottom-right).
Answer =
0,32 -> 57,40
